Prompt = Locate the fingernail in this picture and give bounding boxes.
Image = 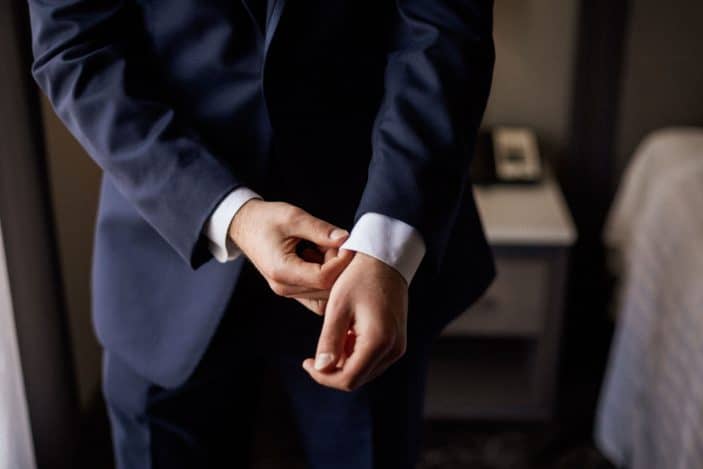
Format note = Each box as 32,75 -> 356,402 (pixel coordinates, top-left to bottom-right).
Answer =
330,229 -> 348,241
314,353 -> 334,370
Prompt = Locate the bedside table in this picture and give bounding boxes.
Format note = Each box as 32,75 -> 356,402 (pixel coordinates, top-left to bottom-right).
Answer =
425,173 -> 577,420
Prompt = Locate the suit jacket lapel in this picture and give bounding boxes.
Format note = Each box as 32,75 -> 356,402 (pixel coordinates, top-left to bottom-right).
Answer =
264,0 -> 288,55
240,0 -> 265,34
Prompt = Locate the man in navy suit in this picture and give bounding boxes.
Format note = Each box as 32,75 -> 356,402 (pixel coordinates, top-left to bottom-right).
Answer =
28,0 -> 495,467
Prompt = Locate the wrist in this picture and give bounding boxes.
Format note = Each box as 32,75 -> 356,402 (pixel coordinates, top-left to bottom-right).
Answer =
350,251 -> 408,288
228,198 -> 265,247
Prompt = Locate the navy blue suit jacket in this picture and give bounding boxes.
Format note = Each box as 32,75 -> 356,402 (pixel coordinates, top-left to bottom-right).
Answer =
28,0 -> 496,388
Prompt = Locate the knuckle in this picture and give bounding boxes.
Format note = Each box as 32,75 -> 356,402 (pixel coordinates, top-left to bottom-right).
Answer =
316,269 -> 336,290
271,201 -> 290,216
268,281 -> 287,296
391,342 -> 407,361
273,201 -> 292,211
368,327 -> 395,352
313,299 -> 327,315
339,377 -> 356,393
398,340 -> 407,357
380,336 -> 396,353
267,263 -> 286,283
283,206 -> 304,223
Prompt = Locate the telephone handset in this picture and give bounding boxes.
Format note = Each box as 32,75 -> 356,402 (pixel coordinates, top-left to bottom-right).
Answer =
471,126 -> 543,185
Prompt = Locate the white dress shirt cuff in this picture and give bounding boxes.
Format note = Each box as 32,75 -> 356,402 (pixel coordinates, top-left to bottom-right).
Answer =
204,187 -> 262,263
341,213 -> 426,285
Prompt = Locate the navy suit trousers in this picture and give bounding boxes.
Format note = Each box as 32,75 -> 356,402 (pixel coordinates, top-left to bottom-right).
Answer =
103,261 -> 430,469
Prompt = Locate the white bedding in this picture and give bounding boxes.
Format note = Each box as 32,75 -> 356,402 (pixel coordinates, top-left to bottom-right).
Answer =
596,128 -> 703,469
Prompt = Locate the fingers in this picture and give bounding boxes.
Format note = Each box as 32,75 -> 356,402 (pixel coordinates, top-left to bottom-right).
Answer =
310,301 -> 354,372
353,334 -> 406,387
286,210 -> 349,248
304,299 -> 397,390
269,249 -> 353,293
304,308 -> 407,391
294,297 -> 328,316
264,206 -> 353,297
270,248 -> 353,315
302,330 -> 391,392
334,330 -> 356,369
271,284 -> 330,298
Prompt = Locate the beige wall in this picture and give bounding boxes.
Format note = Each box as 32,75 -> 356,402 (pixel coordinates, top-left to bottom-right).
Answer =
483,0 -> 579,157
616,0 -> 703,169
41,98 -> 102,408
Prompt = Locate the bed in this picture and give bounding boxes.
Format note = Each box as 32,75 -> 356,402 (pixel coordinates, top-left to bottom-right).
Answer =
596,127 -> 703,469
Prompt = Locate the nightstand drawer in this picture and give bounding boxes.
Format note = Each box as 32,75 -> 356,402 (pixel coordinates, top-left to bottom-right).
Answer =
443,256 -> 551,337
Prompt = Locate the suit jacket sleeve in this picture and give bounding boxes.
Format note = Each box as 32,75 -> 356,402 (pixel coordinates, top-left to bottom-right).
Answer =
355,0 -> 495,271
27,0 -> 241,269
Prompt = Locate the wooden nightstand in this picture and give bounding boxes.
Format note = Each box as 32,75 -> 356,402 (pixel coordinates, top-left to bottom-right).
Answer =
425,173 -> 577,420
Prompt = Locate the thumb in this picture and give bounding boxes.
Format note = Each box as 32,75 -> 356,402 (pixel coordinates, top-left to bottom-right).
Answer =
313,302 -> 352,371
287,211 -> 349,248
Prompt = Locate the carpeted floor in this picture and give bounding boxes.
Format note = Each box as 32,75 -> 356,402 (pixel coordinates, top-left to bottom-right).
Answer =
418,422 -> 614,469
247,420 -> 616,469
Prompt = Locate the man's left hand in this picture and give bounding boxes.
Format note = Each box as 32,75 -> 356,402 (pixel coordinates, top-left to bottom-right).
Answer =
302,252 -> 408,391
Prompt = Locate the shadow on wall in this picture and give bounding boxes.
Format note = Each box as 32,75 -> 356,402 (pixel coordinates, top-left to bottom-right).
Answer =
616,0 -> 703,171
40,96 -> 102,409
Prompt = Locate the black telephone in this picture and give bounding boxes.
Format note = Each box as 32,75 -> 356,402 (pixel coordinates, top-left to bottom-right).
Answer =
471,126 -> 543,185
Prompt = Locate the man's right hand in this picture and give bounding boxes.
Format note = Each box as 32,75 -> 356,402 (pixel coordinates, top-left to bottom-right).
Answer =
228,199 -> 354,315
